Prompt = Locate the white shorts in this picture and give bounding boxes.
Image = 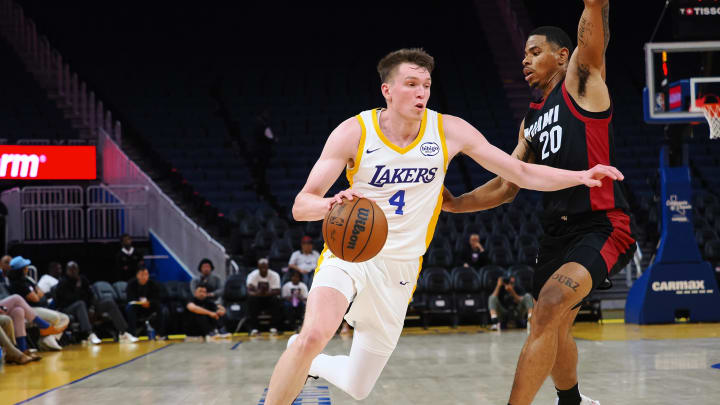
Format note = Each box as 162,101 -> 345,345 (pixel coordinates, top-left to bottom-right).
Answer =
310,250 -> 422,356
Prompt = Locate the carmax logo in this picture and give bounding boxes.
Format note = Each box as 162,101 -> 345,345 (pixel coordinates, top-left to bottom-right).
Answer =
0,153 -> 47,178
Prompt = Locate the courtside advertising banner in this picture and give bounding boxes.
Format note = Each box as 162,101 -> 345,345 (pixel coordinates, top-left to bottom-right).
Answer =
0,145 -> 96,180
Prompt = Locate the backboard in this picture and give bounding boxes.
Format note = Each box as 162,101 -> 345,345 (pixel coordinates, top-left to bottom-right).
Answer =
643,41 -> 720,124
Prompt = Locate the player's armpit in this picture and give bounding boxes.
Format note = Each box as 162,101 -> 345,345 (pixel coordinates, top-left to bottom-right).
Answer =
292,117 -> 362,221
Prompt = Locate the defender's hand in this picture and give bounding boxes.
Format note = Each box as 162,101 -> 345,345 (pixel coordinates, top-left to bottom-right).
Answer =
581,164 -> 623,188
441,187 -> 458,212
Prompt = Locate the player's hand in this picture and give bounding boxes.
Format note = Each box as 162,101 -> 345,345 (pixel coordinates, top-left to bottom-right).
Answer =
441,187 -> 458,212
580,164 -> 624,188
497,277 -> 504,287
327,189 -> 365,210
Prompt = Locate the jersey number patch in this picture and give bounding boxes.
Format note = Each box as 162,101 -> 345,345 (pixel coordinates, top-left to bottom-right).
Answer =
389,190 -> 406,215
539,125 -> 563,160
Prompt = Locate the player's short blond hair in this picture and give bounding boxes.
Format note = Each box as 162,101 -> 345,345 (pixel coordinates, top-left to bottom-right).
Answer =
377,48 -> 435,83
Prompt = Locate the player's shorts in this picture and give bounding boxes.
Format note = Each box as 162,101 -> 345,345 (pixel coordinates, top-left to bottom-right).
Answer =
533,209 -> 636,300
310,249 -> 421,356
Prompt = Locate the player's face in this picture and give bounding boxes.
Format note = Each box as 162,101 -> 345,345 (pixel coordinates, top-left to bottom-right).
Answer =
522,35 -> 565,90
383,63 -> 431,120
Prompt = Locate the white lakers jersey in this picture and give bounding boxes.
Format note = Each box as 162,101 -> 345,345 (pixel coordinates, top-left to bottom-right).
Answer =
347,108 -> 447,261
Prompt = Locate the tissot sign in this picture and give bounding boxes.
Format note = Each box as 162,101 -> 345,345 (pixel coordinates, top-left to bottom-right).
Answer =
0,145 -> 96,180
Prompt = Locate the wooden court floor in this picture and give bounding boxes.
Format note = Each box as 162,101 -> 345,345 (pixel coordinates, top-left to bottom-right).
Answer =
2,322 -> 720,404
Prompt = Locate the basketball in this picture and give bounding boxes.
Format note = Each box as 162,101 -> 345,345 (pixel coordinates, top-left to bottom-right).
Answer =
322,197 -> 388,262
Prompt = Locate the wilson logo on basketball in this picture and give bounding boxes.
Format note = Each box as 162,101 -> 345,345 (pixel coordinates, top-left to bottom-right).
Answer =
346,208 -> 370,250
420,142 -> 440,156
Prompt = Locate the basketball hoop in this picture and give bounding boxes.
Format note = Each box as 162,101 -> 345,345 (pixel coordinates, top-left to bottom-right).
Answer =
697,94 -> 720,140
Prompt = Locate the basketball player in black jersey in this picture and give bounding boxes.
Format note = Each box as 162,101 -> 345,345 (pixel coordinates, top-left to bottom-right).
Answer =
443,1 -> 634,404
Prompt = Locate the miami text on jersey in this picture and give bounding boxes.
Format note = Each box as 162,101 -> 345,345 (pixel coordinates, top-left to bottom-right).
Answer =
524,104 -> 559,140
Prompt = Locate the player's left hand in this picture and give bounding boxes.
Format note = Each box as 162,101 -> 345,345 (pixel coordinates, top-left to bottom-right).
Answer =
580,164 -> 624,187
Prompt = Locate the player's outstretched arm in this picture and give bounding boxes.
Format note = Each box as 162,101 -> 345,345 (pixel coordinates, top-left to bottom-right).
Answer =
443,115 -> 623,192
292,117 -> 362,222
443,120 -> 532,213
565,0 -> 611,109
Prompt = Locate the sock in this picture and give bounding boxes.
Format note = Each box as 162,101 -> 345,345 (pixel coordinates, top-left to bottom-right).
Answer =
34,316 -> 51,329
556,383 -> 581,405
490,317 -> 498,324
17,336 -> 27,352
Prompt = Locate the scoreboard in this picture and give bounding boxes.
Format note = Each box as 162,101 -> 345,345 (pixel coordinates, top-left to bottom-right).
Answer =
673,0 -> 720,39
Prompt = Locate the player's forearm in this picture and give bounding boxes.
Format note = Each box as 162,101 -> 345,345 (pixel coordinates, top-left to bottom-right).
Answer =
448,178 -> 517,213
292,192 -> 332,221
516,162 -> 584,192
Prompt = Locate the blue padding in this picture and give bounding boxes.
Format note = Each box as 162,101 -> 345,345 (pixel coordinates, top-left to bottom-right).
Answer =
148,230 -> 193,282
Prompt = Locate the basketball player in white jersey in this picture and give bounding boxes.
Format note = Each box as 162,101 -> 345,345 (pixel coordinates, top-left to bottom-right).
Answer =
263,48 -> 623,404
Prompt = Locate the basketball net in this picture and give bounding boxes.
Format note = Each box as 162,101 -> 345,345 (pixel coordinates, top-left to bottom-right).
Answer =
698,94 -> 720,140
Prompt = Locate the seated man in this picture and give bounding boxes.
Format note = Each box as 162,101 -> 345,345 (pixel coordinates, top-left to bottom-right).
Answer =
281,271 -> 308,332
8,256 -> 68,350
0,294 -> 59,359
190,258 -> 223,301
55,261 -> 138,343
246,258 -> 283,336
0,255 -> 11,287
184,284 -> 227,338
288,236 -> 320,275
488,275 -> 534,331
126,266 -> 168,339
462,233 -> 489,268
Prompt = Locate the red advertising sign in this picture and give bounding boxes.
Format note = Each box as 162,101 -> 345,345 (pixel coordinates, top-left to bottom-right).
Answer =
669,85 -> 683,111
0,145 -> 96,180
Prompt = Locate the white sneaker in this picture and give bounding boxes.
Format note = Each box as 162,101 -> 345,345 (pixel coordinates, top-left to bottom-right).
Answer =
490,323 -> 500,331
250,329 -> 259,337
41,335 -> 62,351
269,328 -> 279,336
119,332 -> 139,343
88,333 -> 102,345
555,394 -> 600,405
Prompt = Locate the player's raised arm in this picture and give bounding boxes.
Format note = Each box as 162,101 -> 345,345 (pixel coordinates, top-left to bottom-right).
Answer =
565,0 -> 611,108
292,117 -> 362,221
443,115 -> 623,192
443,119 -> 533,213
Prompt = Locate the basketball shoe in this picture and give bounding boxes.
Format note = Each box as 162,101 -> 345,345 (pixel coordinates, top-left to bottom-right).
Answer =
554,394 -> 600,405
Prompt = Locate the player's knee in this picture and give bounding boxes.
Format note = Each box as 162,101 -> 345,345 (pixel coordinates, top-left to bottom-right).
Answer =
534,286 -> 572,324
297,327 -> 333,354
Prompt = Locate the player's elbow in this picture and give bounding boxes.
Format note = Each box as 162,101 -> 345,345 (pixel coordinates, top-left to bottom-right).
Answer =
502,181 -> 520,204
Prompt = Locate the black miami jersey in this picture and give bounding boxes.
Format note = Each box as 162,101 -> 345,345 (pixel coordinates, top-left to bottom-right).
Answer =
523,81 -> 630,222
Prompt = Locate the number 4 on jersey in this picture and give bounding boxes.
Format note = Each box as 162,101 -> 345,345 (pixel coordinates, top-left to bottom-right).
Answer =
389,190 -> 406,215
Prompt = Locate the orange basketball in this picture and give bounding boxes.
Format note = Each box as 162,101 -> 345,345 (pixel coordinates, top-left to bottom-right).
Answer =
322,197 -> 388,262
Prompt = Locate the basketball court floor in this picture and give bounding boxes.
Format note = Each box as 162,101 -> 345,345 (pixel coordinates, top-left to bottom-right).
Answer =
2,322 -> 719,405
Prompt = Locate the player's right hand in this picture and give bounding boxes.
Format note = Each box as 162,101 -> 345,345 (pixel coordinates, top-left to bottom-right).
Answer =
580,164 -> 624,188
327,189 -> 365,210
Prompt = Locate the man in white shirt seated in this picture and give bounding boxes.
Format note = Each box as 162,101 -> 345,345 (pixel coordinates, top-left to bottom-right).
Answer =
287,236 -> 320,275
37,262 -> 62,294
281,271 -> 308,332
246,258 -> 283,336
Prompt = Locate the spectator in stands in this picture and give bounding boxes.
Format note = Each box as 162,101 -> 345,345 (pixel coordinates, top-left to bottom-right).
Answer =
0,294 -> 61,358
0,312 -> 35,364
56,261 -> 138,343
184,284 -> 228,339
37,261 -> 62,294
115,234 -> 143,282
126,266 -> 167,339
462,233 -> 489,268
190,258 -> 223,300
281,271 -> 308,331
288,236 -> 320,275
246,258 -> 283,336
7,256 -> 68,350
0,255 -> 11,287
488,275 -> 534,331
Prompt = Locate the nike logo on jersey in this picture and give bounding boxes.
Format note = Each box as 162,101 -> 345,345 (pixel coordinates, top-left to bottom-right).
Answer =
368,165 -> 439,187
366,147 -> 382,154
399,281 -> 411,286
524,104 -> 559,140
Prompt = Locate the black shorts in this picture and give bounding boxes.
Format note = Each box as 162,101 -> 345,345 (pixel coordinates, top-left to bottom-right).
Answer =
532,209 -> 637,300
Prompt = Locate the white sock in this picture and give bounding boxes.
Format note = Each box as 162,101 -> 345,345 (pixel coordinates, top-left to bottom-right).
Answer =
309,341 -> 390,401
